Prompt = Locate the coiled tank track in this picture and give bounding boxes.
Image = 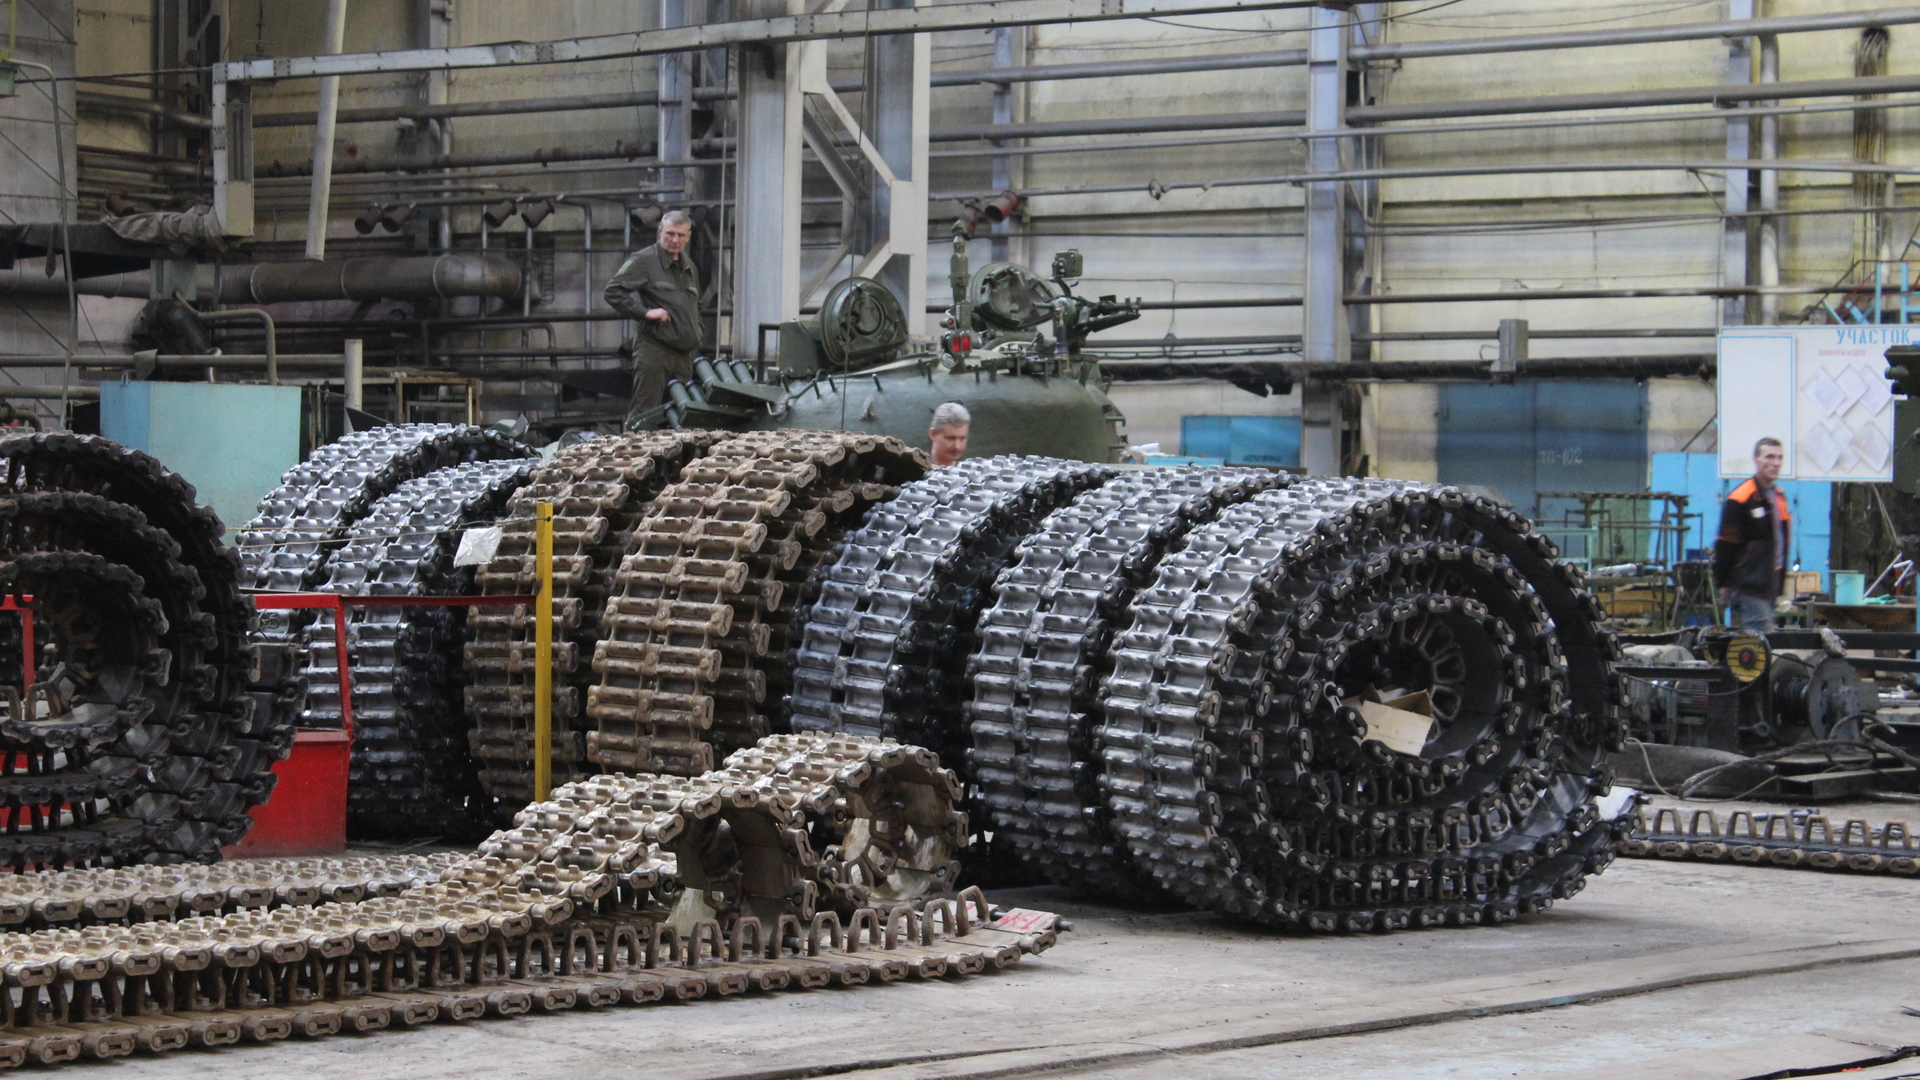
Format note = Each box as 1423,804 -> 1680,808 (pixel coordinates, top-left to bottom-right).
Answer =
251,432 -> 1623,934
792,463 -> 1628,930
0,433 -> 284,866
305,459 -> 539,839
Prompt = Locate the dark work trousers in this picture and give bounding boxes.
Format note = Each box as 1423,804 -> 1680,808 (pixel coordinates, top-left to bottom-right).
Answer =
626,336 -> 696,430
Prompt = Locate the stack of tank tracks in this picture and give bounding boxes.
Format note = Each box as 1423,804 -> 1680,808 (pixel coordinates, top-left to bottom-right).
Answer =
265,431 -> 1626,931
792,463 -> 1630,931
1621,804 -> 1920,875
0,433 -> 288,866
0,731 -> 1063,1067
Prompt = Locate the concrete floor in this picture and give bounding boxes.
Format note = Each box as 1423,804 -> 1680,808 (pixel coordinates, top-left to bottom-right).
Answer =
97,850 -> 1920,1080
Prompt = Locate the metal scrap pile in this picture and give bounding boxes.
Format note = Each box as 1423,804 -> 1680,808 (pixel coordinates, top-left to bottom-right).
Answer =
0,434 -> 292,867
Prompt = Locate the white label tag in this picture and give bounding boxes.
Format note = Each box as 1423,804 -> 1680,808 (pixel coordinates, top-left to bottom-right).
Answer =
453,525 -> 504,568
1751,506 -> 1766,518
989,909 -> 1053,933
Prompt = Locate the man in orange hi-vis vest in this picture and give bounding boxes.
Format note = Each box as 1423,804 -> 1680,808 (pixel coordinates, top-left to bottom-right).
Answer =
1713,436 -> 1790,632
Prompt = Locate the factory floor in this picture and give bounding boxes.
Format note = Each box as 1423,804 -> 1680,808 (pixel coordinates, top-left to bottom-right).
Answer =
111,831 -> 1920,1080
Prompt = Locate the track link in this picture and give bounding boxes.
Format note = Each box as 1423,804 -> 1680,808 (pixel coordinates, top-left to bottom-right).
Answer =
788,455 -> 1113,771
0,435 -> 277,864
0,732 -> 1059,1067
587,431 -> 925,777
463,431 -> 716,806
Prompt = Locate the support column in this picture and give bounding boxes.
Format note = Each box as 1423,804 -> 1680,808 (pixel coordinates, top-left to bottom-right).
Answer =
1301,2 -> 1351,477
863,0 -> 930,333
1723,0 -> 1754,326
420,0 -> 453,252
659,0 -> 695,204
988,26 -> 1017,264
1757,28 -> 1781,324
304,0 -> 349,260
730,0 -> 803,352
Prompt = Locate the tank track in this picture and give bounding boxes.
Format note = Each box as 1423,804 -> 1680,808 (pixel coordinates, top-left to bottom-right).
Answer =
1622,805 -> 1920,874
301,459 -> 539,840
240,424 -> 533,730
0,434 -> 279,865
0,732 -> 1061,1067
463,432 -> 717,807
968,467 -> 1284,900
1097,479 -> 1625,930
787,455 -> 1114,772
239,424 -> 532,597
587,431 -> 925,778
0,854 -> 460,928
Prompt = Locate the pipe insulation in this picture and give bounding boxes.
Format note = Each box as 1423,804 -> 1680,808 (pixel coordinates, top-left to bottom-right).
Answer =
0,255 -> 522,303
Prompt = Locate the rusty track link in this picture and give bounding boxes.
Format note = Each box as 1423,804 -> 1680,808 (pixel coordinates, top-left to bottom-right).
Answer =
463,432 -> 717,808
0,854 -> 461,928
0,732 -> 1058,1067
588,432 -> 926,777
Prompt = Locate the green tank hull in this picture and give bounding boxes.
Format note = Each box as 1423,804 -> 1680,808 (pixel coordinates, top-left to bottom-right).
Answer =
740,362 -> 1128,463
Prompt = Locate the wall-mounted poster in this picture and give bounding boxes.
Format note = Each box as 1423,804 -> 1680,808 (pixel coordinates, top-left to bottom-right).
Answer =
1717,326 -> 1899,482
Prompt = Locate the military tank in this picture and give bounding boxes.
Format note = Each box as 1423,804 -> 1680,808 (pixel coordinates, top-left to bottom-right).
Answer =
649,222 -> 1142,463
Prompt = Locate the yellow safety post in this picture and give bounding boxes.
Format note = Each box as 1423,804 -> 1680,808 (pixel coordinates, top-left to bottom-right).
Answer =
533,501 -> 554,802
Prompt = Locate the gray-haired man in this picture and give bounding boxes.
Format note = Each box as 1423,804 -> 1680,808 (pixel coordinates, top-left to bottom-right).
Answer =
929,402 -> 970,467
605,209 -> 700,429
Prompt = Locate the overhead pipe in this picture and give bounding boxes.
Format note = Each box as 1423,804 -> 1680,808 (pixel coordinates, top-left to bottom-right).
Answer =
195,310 -> 279,384
0,255 -> 522,303
932,157 -> 1920,205
931,72 -> 1920,145
1100,356 -> 1716,383
75,91 -> 212,129
254,139 -> 727,178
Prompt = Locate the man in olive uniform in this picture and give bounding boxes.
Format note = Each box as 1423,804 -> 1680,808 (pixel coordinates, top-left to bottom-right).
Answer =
604,210 -> 701,429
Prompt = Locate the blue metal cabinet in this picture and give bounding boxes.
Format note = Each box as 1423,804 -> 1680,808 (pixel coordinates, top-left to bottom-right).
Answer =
100,381 -> 302,536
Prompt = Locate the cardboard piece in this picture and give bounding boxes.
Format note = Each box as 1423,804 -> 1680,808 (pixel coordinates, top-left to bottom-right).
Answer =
1342,690 -> 1436,756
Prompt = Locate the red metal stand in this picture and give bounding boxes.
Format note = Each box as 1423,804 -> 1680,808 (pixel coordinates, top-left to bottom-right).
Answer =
226,591 -> 535,857
1,596 -> 34,694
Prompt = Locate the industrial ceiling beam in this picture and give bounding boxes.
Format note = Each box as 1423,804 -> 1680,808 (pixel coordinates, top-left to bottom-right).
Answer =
244,3 -> 1920,126
214,1 -> 1322,83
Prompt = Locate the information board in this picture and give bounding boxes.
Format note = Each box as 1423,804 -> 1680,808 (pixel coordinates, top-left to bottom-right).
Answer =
1716,326 -> 1898,482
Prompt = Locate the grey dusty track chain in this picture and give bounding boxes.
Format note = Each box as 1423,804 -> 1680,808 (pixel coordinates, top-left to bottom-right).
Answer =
242,425 -> 533,766
464,431 -> 717,807
1622,805 -> 1920,874
0,731 -> 1060,1069
967,467 -> 1284,899
1097,478 -> 1625,931
0,434 -> 277,865
788,455 -> 1114,772
302,459 -> 538,840
588,431 -> 925,778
